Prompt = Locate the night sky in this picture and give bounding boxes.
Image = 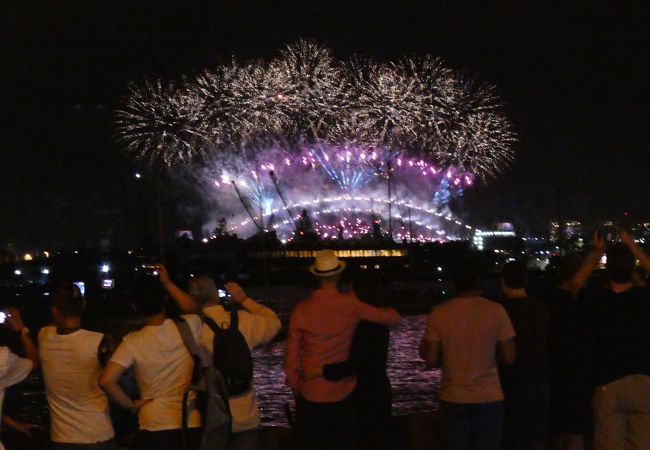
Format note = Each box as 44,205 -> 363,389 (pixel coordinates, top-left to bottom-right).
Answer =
4,2 -> 649,249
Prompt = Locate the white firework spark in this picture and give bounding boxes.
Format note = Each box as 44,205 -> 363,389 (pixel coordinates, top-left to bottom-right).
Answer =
116,41 -> 516,180
115,79 -> 208,167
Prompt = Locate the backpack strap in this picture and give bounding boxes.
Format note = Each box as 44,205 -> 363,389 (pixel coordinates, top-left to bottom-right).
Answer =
204,317 -> 221,334
173,317 -> 204,365
173,317 -> 204,450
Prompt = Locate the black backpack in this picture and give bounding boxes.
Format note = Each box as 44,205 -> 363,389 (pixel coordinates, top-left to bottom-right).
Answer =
205,311 -> 253,397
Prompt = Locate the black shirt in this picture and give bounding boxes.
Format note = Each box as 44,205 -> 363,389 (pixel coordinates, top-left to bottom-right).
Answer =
581,286 -> 650,386
544,288 -> 592,391
499,296 -> 549,386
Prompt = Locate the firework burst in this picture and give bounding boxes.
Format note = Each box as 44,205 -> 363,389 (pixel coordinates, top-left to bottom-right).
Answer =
115,41 -> 516,240
115,79 -> 208,167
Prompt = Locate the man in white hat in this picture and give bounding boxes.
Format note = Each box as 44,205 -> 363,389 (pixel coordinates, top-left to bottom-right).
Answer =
285,250 -> 401,450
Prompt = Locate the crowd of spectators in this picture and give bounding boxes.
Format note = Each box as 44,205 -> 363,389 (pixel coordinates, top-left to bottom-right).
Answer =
1,231 -> 649,450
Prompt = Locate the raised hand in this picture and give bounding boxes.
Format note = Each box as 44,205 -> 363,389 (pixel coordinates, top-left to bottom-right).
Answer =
224,282 -> 248,305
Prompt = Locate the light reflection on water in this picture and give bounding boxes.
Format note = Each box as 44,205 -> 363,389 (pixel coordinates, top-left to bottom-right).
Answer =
251,315 -> 440,427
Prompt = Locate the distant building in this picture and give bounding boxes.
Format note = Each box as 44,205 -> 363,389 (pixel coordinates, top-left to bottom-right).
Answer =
473,229 -> 521,253
549,220 -> 583,242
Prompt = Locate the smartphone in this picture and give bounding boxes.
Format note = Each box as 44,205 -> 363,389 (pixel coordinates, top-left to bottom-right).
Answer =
217,288 -> 232,299
141,264 -> 160,276
599,224 -> 618,244
72,281 -> 86,296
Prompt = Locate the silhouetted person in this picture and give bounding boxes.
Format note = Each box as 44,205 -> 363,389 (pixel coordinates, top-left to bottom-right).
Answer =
100,276 -> 203,450
0,309 -> 48,450
0,308 -> 38,450
499,261 -> 549,450
544,254 -> 591,450
39,283 -> 115,449
285,250 -> 400,450
316,270 -> 395,450
159,267 -> 281,450
572,230 -> 650,450
420,258 -> 516,450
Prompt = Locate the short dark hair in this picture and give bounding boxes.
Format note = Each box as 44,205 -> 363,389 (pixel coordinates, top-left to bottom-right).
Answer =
502,260 -> 528,289
606,243 -> 636,284
449,257 -> 481,294
131,275 -> 166,316
51,282 -> 85,318
556,253 -> 583,283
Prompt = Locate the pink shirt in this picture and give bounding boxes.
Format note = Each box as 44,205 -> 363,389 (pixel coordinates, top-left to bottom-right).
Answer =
424,296 -> 515,403
285,286 -> 400,403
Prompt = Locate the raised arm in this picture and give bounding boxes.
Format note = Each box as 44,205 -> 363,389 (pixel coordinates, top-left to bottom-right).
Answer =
7,308 -> 39,369
620,229 -> 650,275
158,264 -> 201,314
226,282 -> 281,347
568,230 -> 606,296
354,298 -> 401,327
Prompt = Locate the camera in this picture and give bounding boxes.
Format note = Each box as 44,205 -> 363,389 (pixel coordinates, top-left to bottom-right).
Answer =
217,287 -> 232,299
599,224 -> 619,244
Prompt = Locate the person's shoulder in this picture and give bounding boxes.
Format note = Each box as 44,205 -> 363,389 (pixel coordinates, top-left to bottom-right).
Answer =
121,325 -> 147,348
431,296 -> 468,315
472,295 -> 503,307
631,286 -> 650,296
181,314 -> 203,332
79,328 -> 104,338
476,296 -> 510,315
38,325 -> 56,341
203,304 -> 228,321
578,286 -> 607,300
0,346 -> 10,366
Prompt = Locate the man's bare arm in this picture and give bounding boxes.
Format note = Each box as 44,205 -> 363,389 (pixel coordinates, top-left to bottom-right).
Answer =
497,338 -> 516,365
157,264 -> 201,314
568,231 -> 606,296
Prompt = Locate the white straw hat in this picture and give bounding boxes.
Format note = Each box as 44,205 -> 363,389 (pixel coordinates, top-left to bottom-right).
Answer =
309,249 -> 346,277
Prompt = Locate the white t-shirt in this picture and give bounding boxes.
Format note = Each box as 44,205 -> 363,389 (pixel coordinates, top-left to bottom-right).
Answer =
39,326 -> 114,444
0,347 -> 33,450
110,315 -> 203,431
201,299 -> 281,432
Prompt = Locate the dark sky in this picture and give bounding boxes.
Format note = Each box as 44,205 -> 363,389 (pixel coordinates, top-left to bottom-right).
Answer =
3,1 -> 649,249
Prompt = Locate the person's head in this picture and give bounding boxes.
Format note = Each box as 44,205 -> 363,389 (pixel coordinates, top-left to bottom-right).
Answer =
501,260 -> 528,296
188,276 -> 219,304
350,268 -> 387,306
556,253 -> 583,286
449,257 -> 481,295
50,282 -> 85,324
131,275 -> 167,317
606,243 -> 636,284
309,249 -> 346,287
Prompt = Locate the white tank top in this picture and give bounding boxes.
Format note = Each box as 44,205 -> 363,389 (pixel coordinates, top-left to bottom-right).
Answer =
39,326 -> 114,444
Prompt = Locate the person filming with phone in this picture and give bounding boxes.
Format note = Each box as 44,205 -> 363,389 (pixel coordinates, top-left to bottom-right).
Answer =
569,228 -> 650,450
157,265 -> 281,450
0,307 -> 39,450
